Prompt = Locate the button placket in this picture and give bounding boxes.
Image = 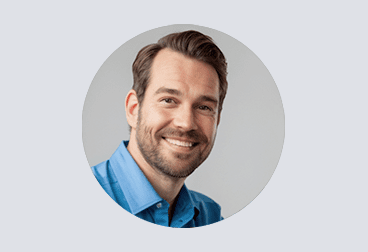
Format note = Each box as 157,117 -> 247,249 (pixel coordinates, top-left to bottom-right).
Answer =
152,201 -> 169,226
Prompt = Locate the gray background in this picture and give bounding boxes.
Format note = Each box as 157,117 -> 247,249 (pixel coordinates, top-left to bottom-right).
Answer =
1,1 -> 368,251
82,24 -> 285,219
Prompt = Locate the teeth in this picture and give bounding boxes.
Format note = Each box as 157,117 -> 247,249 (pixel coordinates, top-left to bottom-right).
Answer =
165,138 -> 193,147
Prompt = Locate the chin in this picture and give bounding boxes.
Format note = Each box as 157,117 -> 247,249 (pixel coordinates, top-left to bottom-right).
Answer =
154,153 -> 202,178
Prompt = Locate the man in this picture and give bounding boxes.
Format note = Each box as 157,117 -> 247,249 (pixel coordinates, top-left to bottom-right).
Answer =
91,30 -> 228,228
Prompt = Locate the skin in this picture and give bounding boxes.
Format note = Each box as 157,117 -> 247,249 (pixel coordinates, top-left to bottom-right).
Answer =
125,48 -> 221,223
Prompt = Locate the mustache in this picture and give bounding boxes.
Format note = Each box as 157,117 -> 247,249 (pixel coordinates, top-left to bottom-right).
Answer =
159,128 -> 207,143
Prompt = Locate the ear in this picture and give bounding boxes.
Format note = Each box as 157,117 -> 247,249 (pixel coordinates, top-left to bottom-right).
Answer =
125,89 -> 139,130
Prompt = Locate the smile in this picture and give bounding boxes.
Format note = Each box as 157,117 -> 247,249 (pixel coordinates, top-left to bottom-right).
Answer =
164,138 -> 197,147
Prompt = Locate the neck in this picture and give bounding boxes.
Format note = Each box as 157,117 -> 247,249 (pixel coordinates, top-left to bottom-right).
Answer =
127,134 -> 186,206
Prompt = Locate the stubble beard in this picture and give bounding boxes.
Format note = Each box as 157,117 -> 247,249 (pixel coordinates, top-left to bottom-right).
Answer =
135,109 -> 214,179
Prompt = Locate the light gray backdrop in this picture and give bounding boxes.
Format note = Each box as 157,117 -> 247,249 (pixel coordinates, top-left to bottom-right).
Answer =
3,1 -> 368,251
82,24 -> 284,219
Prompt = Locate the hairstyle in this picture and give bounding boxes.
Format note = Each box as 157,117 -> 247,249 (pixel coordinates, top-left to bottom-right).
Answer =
132,30 -> 228,113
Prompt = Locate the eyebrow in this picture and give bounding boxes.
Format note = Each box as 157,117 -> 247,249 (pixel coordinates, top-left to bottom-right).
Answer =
154,87 -> 182,96
154,86 -> 218,105
198,95 -> 218,105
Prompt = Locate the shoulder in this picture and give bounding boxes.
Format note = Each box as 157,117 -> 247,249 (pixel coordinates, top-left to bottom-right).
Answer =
189,190 -> 223,223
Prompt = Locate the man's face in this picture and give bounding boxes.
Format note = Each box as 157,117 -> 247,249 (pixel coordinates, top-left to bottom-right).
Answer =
135,48 -> 220,178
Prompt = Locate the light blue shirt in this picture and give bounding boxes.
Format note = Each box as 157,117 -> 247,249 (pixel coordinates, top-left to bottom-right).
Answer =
91,140 -> 223,228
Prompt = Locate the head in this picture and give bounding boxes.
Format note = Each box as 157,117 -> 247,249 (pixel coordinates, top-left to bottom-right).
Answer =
126,30 -> 228,178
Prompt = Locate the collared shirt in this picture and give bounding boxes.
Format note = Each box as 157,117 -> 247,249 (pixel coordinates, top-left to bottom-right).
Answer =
91,140 -> 223,228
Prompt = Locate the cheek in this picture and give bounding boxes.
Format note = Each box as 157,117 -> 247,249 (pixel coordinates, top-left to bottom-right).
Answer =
209,125 -> 218,140
143,106 -> 172,129
198,117 -> 218,139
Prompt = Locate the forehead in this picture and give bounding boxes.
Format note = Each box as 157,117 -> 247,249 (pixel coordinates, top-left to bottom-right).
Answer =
147,48 -> 219,96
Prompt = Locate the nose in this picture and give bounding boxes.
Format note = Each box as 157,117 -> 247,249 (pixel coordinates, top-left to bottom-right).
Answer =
173,105 -> 198,131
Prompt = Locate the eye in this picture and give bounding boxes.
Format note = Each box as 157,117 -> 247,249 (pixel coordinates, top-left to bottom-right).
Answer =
160,98 -> 178,106
162,98 -> 175,104
198,105 -> 212,111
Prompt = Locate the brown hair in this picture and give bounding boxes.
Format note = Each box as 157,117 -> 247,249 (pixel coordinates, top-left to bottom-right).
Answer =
132,30 -> 228,113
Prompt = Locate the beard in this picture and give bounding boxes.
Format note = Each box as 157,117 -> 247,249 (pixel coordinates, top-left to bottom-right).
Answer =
135,109 -> 214,178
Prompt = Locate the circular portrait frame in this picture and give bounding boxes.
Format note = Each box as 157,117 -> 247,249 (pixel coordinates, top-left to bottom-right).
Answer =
82,24 -> 285,220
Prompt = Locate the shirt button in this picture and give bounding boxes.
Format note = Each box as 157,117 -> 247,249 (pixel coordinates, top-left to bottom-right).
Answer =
156,203 -> 162,208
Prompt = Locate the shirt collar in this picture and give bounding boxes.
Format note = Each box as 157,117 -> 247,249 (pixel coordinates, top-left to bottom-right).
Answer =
109,141 -> 161,214
176,184 -> 196,212
109,140 -> 200,216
